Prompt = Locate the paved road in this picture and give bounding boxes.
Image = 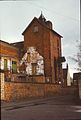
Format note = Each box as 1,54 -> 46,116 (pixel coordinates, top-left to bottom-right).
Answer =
1,95 -> 81,120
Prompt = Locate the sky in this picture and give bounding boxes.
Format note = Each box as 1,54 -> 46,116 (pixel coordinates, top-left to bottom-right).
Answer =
0,0 -> 80,77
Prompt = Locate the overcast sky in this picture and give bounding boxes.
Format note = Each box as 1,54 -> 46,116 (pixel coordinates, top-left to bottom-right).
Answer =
0,0 -> 80,77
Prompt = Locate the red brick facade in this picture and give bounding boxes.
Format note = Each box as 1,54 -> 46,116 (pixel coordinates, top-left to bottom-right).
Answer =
0,14 -> 66,100
0,40 -> 19,80
22,14 -> 65,83
0,40 -> 19,59
0,14 -> 65,84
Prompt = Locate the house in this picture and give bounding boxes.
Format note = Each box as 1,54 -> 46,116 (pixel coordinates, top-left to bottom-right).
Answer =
0,13 -> 66,101
21,13 -> 65,83
73,72 -> 81,99
10,41 -> 24,61
63,64 -> 71,86
73,72 -> 81,86
0,13 -> 66,84
0,40 -> 20,99
0,40 -> 20,80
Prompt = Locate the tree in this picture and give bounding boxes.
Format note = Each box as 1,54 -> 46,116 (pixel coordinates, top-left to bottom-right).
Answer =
69,43 -> 81,71
77,43 -> 81,71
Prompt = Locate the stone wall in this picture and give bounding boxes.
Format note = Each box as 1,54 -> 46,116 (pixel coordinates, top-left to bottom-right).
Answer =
4,82 -> 78,102
0,73 -> 4,100
79,79 -> 81,99
79,84 -> 81,99
32,76 -> 45,83
4,82 -> 61,101
11,74 -> 45,83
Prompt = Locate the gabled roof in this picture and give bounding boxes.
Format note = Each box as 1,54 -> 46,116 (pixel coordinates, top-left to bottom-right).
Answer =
0,40 -> 11,45
0,40 -> 18,50
10,41 -> 24,50
10,41 -> 24,44
22,17 -> 62,38
22,17 -> 37,35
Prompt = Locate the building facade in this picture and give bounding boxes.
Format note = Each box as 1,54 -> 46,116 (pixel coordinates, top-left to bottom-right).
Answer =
63,64 -> 71,86
0,13 -> 65,84
73,72 -> 81,99
0,40 -> 19,80
0,40 -> 20,99
22,13 -> 65,83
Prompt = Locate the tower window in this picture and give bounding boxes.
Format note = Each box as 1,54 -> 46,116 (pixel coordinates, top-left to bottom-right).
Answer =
32,63 -> 37,75
33,26 -> 38,33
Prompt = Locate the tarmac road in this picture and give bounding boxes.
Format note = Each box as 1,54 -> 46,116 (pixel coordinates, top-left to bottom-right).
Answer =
1,95 -> 81,120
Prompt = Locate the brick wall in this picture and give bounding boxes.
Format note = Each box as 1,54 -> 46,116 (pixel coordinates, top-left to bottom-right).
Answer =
4,82 -> 61,101
31,76 -> 45,83
79,79 -> 81,99
79,84 -> 81,99
0,41 -> 19,59
24,20 -> 52,79
50,31 -> 63,83
4,82 -> 78,102
11,74 -> 45,83
0,73 -> 5,100
23,19 -> 63,83
23,16 -> 64,84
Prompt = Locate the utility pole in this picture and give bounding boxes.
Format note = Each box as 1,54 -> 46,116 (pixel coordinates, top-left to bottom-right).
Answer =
0,21 -> 1,40
80,0 -> 81,49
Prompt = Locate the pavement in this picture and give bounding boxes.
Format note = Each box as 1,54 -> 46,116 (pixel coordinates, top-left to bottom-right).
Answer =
1,98 -> 43,109
1,95 -> 81,120
1,96 -> 57,107
1,94 -> 81,109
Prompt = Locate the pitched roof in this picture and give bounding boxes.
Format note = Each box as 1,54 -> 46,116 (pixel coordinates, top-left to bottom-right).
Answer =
0,39 -> 10,45
22,17 -> 62,38
10,41 -> 24,44
0,40 -> 18,50
22,17 -> 37,35
10,41 -> 24,50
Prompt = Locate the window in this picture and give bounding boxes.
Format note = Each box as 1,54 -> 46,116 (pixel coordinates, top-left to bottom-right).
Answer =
12,61 -> 17,73
33,26 -> 38,33
27,53 -> 31,63
7,59 -> 11,70
4,59 -> 7,71
1,58 -> 4,70
57,39 -> 61,56
32,63 -> 37,75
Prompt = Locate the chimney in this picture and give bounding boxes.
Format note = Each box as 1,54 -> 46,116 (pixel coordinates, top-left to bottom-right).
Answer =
39,12 -> 46,22
46,21 -> 53,29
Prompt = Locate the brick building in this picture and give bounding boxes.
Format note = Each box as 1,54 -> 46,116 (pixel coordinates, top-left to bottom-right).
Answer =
63,64 -> 71,86
0,40 -> 20,99
0,13 -> 65,84
73,72 -> 81,99
21,13 -> 65,83
73,72 -> 81,86
0,40 -> 19,79
0,13 -> 66,101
